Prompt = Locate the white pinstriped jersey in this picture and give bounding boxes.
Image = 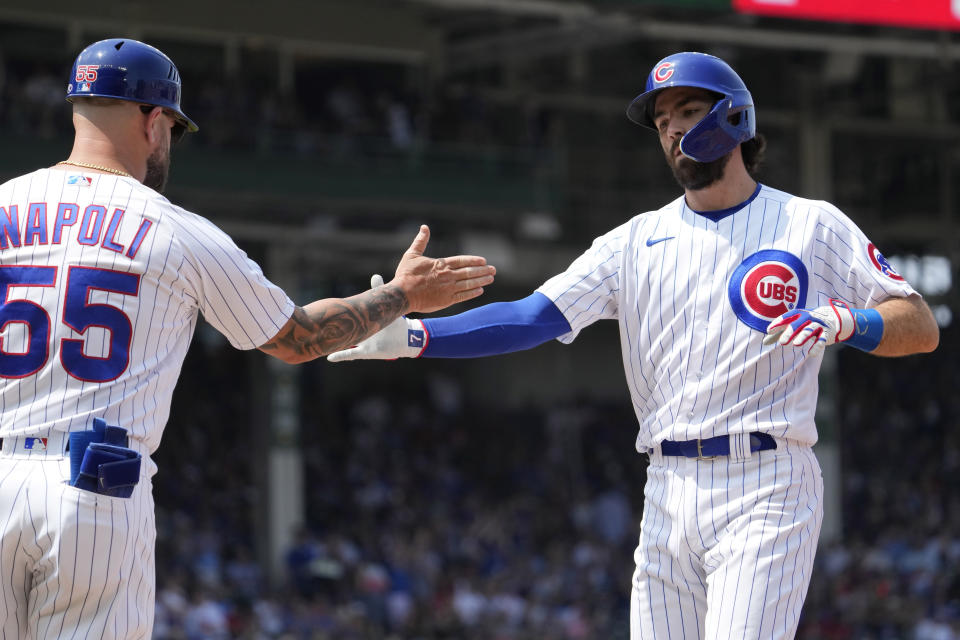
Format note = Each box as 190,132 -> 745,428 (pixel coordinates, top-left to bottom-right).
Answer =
0,168 -> 295,464
538,184 -> 916,450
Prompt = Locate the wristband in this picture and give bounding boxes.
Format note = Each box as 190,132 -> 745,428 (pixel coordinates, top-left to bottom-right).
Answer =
845,307 -> 883,352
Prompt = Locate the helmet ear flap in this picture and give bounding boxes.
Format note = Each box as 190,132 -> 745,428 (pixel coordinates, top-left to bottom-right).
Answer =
679,98 -> 755,163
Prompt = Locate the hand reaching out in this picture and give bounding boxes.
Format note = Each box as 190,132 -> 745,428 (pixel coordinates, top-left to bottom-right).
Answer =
391,225 -> 496,313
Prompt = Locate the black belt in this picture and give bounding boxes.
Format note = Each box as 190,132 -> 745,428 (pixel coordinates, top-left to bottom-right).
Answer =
659,432 -> 776,459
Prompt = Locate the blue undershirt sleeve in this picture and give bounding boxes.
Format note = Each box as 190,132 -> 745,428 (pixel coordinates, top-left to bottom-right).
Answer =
420,292 -> 571,358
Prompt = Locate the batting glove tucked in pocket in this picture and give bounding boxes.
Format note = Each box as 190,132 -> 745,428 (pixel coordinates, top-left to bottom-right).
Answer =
69,418 -> 141,498
73,443 -> 141,498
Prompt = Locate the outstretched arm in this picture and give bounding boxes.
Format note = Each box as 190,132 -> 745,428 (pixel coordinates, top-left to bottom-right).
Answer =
327,291 -> 571,362
420,292 -> 571,358
258,287 -> 409,364
259,226 -> 496,364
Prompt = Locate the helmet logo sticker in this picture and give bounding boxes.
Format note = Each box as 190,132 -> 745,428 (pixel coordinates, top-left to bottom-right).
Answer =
728,249 -> 809,332
75,65 -> 99,83
653,62 -> 675,83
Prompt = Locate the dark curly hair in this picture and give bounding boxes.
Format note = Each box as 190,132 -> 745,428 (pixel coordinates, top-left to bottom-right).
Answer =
741,132 -> 767,180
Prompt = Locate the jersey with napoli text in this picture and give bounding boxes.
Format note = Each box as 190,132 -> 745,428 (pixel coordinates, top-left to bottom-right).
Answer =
0,168 -> 294,463
537,184 -> 916,449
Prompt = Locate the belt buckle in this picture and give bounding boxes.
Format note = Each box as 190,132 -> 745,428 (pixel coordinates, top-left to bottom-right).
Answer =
696,439 -> 718,461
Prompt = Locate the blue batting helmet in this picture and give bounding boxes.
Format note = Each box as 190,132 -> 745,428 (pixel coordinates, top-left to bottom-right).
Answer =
626,52 -> 754,163
66,38 -> 198,133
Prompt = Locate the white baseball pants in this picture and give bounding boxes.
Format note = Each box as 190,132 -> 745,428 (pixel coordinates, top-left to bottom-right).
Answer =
0,449 -> 155,639
631,440 -> 823,639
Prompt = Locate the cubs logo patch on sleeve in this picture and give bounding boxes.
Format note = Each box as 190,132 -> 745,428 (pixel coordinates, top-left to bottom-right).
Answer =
728,249 -> 809,332
867,243 -> 905,281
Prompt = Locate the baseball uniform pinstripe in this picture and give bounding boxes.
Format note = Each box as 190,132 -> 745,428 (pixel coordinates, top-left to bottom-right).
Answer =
537,184 -> 917,638
0,168 -> 294,638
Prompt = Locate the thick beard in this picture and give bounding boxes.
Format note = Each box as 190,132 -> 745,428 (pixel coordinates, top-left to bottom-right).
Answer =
666,139 -> 731,191
143,145 -> 170,193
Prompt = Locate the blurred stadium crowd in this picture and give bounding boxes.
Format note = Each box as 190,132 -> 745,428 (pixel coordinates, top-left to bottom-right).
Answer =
1,40 -> 958,640
152,338 -> 641,640
0,55 -> 559,159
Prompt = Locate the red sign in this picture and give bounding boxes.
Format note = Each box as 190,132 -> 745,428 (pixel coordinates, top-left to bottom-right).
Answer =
732,0 -> 960,30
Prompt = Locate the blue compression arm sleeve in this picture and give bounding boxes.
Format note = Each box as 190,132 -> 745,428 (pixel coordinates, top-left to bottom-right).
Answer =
420,292 -> 571,358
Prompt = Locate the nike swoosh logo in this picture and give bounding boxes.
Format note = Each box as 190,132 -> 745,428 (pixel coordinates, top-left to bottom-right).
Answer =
645,236 -> 675,247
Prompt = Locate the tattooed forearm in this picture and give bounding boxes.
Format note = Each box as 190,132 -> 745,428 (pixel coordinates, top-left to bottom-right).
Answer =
260,284 -> 409,362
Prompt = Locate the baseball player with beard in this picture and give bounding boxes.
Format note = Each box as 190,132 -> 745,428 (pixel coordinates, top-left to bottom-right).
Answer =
329,52 -> 940,638
0,38 -> 495,638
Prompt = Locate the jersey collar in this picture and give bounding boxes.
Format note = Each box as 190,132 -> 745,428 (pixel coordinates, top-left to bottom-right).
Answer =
686,183 -> 762,223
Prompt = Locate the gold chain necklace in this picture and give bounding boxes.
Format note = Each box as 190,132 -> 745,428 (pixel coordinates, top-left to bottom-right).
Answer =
56,160 -> 133,178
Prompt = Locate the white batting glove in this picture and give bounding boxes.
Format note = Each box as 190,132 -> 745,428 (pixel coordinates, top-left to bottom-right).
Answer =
327,274 -> 428,362
763,298 -> 856,357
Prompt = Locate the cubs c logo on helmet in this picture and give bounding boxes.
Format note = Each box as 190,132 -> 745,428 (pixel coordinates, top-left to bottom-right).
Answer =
728,250 -> 809,332
867,243 -> 904,281
653,62 -> 675,83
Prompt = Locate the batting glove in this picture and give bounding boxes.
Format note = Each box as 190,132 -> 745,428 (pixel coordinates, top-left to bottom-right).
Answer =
327,274 -> 429,362
763,298 -> 856,357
